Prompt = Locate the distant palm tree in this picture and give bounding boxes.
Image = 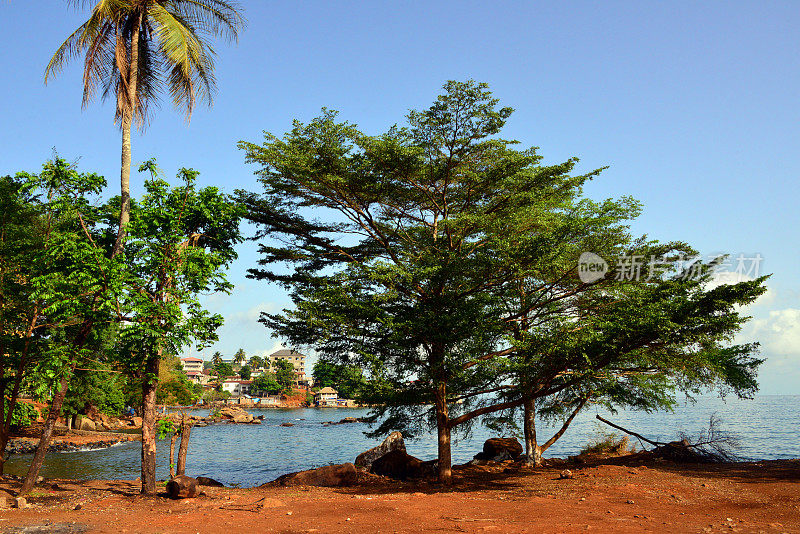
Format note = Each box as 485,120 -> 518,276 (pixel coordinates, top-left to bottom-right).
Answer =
248,355 -> 263,369
46,0 -> 245,253
233,348 -> 246,366
210,351 -> 223,367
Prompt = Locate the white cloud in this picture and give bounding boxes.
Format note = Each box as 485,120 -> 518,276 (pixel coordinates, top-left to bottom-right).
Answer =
740,308 -> 800,356
227,302 -> 275,326
259,340 -> 285,358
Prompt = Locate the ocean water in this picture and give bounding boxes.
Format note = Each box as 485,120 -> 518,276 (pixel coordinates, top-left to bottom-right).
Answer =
4,395 -> 798,487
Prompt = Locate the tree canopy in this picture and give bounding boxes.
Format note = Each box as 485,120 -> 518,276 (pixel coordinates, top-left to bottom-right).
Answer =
239,80 -> 768,482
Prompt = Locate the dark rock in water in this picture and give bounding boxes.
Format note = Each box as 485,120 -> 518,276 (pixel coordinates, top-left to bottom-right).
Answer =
166,475 -> 198,499
370,449 -> 434,480
280,422 -> 294,427
272,463 -> 357,487
474,437 -> 523,461
321,417 -> 366,426
196,476 -> 224,487
355,431 -> 406,469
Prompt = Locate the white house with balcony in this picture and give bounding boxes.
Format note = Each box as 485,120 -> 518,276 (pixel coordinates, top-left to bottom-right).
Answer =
314,387 -> 338,407
221,379 -> 252,397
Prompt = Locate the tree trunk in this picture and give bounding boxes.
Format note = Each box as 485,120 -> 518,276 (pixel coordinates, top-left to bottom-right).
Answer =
169,432 -> 177,479
522,396 -> 543,467
434,380 -> 452,484
176,415 -> 191,476
140,351 -> 160,495
113,11 -> 141,256
19,359 -> 78,495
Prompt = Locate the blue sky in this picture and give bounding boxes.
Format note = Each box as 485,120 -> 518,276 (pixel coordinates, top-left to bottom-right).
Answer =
1,1 -> 798,394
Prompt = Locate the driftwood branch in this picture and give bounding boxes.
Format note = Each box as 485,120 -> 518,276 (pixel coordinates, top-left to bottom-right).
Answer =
595,415 -> 661,447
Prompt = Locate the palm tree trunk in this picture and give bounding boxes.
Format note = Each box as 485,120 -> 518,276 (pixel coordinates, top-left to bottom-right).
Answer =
113,11 -> 141,256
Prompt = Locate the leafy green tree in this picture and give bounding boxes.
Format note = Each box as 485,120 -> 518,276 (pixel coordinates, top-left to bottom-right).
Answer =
312,360 -> 366,399
115,162 -> 241,494
252,372 -> 281,395
63,365 -> 127,418
273,359 -> 296,393
239,80 -> 605,482
239,81 -> 767,482
239,365 -> 251,380
215,362 -> 234,380
248,355 -> 264,369
46,0 -> 245,253
7,160 -> 120,490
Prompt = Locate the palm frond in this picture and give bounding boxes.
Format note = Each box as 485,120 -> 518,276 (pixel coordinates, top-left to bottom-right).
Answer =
149,3 -> 216,118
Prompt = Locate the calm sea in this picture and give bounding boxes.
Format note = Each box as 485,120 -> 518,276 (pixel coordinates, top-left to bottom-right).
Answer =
4,395 -> 798,487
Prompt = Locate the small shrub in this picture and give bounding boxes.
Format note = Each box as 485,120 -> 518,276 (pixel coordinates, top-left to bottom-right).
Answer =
580,432 -> 633,455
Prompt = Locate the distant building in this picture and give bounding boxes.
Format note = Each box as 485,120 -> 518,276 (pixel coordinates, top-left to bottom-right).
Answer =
267,349 -> 308,385
221,379 -> 252,397
180,357 -> 204,382
315,387 -> 338,407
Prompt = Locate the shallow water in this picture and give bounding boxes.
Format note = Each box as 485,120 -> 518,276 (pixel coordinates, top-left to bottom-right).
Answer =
4,395 -> 798,487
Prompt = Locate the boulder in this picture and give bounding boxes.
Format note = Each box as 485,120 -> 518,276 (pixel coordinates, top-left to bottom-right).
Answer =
370,449 -> 433,480
166,475 -> 198,499
274,463 -> 357,487
219,406 -> 254,424
355,431 -> 406,469
196,476 -> 224,487
232,412 -> 253,424
74,415 -> 96,432
131,416 -> 143,428
474,437 -> 522,461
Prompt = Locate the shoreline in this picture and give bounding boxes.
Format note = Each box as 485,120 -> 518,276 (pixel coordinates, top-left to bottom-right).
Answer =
1,458 -> 797,533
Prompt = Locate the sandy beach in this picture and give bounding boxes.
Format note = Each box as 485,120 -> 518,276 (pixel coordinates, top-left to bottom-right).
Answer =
1,456 -> 798,533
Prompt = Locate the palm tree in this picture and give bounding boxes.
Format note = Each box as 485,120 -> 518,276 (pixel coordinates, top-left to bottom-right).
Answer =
46,0 -> 245,254
248,355 -> 263,370
233,348 -> 246,366
210,351 -> 223,367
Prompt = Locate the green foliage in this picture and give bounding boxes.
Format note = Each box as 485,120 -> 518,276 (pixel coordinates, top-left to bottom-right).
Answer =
1,158 -> 120,436
202,389 -> 231,404
239,366 -> 252,380
233,348 -> 246,366
273,359 -> 296,393
9,401 -> 39,428
312,360 -> 366,399
252,372 -> 282,395
63,367 -> 127,417
215,362 -> 234,380
46,1 -> 245,129
239,79 -> 768,478
156,418 -> 177,440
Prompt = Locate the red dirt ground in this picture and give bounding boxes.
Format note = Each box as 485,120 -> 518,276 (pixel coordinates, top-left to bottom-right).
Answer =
1,457 -> 798,533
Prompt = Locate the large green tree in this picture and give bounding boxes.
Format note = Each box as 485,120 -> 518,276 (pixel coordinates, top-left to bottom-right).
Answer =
240,81 -> 767,483
116,163 -> 241,494
238,81 -> 607,482
46,0 -> 245,253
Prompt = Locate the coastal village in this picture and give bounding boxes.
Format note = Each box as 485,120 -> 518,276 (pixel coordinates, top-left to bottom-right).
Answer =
179,350 -> 356,408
